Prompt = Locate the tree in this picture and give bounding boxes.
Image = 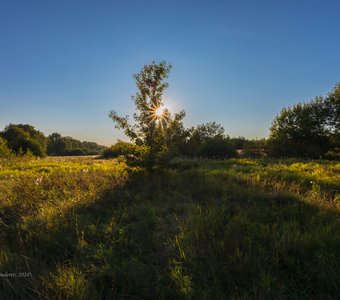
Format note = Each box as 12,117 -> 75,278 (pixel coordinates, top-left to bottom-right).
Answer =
1,124 -> 47,156
63,148 -> 86,156
47,133 -> 67,155
184,122 -> 226,157
267,97 -> 330,158
230,137 -> 247,149
109,61 -> 185,169
200,136 -> 235,159
81,141 -> 106,154
267,83 -> 340,158
47,133 -> 106,156
164,110 -> 189,156
325,82 -> 340,133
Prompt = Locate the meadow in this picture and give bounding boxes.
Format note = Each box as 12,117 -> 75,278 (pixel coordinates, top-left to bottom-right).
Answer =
0,156 -> 339,299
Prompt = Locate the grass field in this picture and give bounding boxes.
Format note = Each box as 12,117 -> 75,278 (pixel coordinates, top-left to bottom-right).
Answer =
0,156 -> 339,299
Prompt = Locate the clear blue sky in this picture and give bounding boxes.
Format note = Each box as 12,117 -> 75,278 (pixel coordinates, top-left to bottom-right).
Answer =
1,0 -> 340,145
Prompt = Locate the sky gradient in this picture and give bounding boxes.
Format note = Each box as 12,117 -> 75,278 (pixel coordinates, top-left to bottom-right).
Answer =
1,0 -> 340,145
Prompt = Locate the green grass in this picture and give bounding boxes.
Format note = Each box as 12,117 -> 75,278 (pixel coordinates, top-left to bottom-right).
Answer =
0,156 -> 339,299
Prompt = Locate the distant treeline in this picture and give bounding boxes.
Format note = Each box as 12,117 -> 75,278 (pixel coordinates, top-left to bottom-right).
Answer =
1,83 -> 339,160
0,124 -> 106,157
103,83 -> 339,161
102,122 -> 267,160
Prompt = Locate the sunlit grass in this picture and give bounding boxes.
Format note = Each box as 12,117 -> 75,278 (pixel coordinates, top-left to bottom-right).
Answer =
0,156 -> 339,299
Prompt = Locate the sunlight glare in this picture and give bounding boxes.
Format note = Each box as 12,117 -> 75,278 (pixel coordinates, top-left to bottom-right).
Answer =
155,107 -> 164,117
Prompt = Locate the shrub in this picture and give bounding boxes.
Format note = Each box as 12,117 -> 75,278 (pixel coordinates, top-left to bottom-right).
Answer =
63,148 -> 86,156
199,137 -> 236,159
0,137 -> 12,157
325,148 -> 340,160
101,141 -> 140,158
83,149 -> 99,155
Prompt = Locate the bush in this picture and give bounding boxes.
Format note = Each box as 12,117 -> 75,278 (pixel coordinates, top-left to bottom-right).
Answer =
0,137 -> 12,157
101,141 -> 150,167
199,137 -> 236,159
63,148 -> 86,156
101,141 -> 140,158
25,138 -> 46,156
325,148 -> 340,160
83,149 -> 99,155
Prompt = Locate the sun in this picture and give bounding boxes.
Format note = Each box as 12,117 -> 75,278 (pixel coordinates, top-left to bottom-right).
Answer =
146,105 -> 169,128
155,107 -> 164,117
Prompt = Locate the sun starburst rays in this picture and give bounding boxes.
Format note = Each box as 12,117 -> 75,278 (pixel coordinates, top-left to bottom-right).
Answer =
146,104 -> 170,129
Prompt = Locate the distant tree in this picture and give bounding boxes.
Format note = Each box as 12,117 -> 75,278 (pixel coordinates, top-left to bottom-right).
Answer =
267,97 -> 330,158
1,124 -> 47,156
109,61 -> 186,169
189,122 -> 225,141
47,133 -> 106,156
62,136 -> 82,150
81,141 -> 106,154
242,138 -> 267,150
230,137 -> 247,149
200,135 -> 235,159
47,133 -> 67,155
325,82 -> 340,133
184,122 -> 226,157
322,83 -> 340,159
63,148 -> 86,156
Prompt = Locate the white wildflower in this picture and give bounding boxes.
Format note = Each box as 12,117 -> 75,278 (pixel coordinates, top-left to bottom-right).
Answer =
35,177 -> 43,185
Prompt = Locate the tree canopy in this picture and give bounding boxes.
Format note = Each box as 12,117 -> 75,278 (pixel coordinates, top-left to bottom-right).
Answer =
1,124 -> 48,156
0,124 -> 106,157
109,61 -> 186,168
47,133 -> 106,156
268,83 -> 340,158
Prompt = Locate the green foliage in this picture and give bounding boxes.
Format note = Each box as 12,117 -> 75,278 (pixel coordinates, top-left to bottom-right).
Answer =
0,136 -> 12,157
190,122 -> 225,140
230,136 -> 247,149
326,82 -> 340,132
1,125 -> 105,158
165,110 -> 189,156
1,123 -> 47,156
101,141 -> 148,163
109,61 -> 186,170
43,265 -> 89,299
108,63 -> 271,162
183,122 -> 237,158
63,148 -> 86,156
47,132 -> 67,155
199,136 -> 235,158
47,132 -> 106,156
268,97 -> 330,158
268,83 -> 340,158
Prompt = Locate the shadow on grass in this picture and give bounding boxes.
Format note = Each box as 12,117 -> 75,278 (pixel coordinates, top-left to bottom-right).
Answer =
1,165 -> 339,299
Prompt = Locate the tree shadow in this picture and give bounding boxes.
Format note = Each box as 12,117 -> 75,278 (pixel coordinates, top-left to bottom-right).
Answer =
1,164 -> 339,299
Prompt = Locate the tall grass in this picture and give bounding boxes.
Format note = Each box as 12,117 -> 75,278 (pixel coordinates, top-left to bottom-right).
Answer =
0,156 -> 339,299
